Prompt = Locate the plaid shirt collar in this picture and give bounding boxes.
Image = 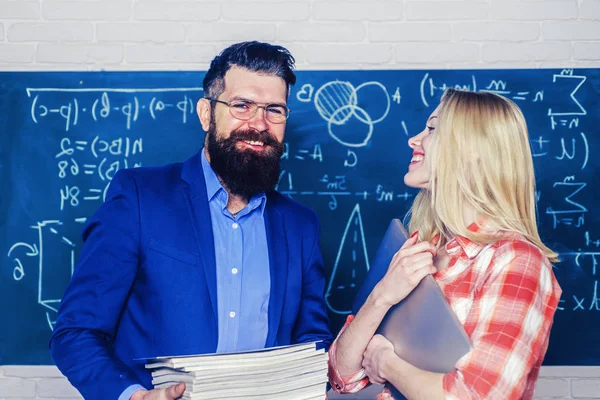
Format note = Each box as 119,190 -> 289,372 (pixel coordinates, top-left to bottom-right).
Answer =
446,221 -> 492,260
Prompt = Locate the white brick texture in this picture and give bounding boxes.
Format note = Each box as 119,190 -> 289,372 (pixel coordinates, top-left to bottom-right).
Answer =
491,0 -> 578,20
454,22 -> 541,42
7,22 -> 93,42
0,1 -> 40,19
0,0 -> 596,69
0,377 -> 36,398
222,2 -> 310,21
278,22 -> 365,42
543,21 -> 600,40
313,1 -> 403,22
482,42 -> 572,62
579,0 -> 600,20
572,379 -> 600,398
533,378 -> 571,398
187,22 -> 276,42
134,2 -> 220,21
395,43 -> 480,63
97,22 -> 185,43
406,2 -> 489,21
369,23 -> 452,42
306,44 -> 392,64
125,43 -> 216,63
42,1 -> 132,21
573,42 -> 600,60
37,43 -> 123,64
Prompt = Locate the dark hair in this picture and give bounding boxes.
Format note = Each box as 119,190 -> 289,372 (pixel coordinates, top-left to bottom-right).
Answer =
203,41 -> 296,99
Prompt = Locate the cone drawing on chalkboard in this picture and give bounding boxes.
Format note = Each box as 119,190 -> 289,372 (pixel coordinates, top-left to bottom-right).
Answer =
325,203 -> 370,314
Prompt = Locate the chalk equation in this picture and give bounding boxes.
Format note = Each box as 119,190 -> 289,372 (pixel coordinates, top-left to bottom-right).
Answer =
27,87 -> 203,131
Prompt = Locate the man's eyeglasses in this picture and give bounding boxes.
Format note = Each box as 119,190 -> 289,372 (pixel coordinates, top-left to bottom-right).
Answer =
205,98 -> 291,124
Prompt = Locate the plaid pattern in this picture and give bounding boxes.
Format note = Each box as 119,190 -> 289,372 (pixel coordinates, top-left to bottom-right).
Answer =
328,227 -> 562,400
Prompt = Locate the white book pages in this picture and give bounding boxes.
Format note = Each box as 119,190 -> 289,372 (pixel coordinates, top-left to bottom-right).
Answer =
159,369 -> 327,396
146,347 -> 322,370
145,342 -> 317,367
152,354 -> 328,386
151,352 -> 327,376
175,366 -> 328,392
181,381 -> 328,400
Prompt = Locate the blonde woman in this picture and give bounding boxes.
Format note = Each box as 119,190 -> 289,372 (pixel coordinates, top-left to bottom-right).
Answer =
328,89 -> 562,400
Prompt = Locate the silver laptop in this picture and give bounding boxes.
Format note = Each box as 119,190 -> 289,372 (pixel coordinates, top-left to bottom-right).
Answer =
353,219 -> 472,375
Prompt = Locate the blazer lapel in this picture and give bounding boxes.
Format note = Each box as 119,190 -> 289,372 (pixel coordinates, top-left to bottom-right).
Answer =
181,152 -> 218,322
265,195 -> 289,347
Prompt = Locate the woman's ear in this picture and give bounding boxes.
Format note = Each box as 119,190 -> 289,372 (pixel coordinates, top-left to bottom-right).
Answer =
196,98 -> 212,132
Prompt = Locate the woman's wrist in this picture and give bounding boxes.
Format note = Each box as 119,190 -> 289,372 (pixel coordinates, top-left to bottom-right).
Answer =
378,347 -> 400,382
366,284 -> 394,310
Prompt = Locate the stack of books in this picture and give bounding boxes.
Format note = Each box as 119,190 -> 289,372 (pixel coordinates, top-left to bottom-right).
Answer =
145,342 -> 329,400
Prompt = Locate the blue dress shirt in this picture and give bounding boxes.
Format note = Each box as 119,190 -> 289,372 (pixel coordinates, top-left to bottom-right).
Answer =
201,150 -> 271,353
119,151 -> 271,399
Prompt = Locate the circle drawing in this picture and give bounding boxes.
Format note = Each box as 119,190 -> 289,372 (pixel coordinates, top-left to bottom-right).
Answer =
314,80 -> 390,147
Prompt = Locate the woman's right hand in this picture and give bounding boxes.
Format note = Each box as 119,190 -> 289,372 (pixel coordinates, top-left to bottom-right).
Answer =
371,232 -> 438,308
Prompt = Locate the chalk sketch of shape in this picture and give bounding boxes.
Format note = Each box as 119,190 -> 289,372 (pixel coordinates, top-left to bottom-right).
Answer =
314,80 -> 390,148
548,74 -> 587,116
33,220 -> 76,330
325,203 -> 370,315
296,83 -> 314,103
352,82 -> 390,125
546,180 -> 588,215
315,80 -> 357,125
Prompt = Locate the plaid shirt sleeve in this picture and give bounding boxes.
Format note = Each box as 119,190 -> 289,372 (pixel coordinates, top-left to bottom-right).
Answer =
328,315 -> 394,400
327,315 -> 371,394
443,240 -> 562,400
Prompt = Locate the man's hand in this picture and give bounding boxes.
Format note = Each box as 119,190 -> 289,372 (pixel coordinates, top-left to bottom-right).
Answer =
130,382 -> 186,400
362,334 -> 396,385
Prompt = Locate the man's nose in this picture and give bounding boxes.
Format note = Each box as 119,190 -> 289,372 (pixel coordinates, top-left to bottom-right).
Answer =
248,107 -> 269,132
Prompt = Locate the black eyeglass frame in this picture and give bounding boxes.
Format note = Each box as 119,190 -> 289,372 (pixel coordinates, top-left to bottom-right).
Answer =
205,97 -> 291,124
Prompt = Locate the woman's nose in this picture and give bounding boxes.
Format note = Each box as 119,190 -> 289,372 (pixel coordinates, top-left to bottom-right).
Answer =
408,129 -> 426,148
408,134 -> 420,148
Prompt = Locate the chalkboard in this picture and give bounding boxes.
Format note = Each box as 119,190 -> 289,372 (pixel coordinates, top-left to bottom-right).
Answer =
1,69 -> 599,366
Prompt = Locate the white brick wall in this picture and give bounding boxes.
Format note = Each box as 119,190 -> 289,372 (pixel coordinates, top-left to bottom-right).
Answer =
1,0 -> 599,398
2,366 -> 600,399
0,0 -> 598,70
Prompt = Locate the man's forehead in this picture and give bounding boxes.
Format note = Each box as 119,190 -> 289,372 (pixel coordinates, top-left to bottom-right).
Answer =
222,67 -> 287,96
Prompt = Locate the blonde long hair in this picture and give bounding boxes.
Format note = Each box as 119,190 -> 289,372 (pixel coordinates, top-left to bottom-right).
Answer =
407,88 -> 558,263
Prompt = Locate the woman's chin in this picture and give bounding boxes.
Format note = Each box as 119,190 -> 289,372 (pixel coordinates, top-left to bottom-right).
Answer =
403,175 -> 429,190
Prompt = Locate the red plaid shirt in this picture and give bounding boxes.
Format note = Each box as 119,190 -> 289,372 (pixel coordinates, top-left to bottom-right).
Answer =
328,228 -> 562,400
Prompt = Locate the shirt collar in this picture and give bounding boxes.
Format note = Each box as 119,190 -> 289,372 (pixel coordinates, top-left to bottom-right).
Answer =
446,221 -> 490,260
201,148 -> 223,202
200,148 -> 267,215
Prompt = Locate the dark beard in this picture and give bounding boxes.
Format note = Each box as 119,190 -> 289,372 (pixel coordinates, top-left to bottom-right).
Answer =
206,120 -> 284,199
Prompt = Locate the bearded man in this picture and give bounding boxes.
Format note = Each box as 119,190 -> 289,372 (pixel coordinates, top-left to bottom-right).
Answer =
50,41 -> 332,400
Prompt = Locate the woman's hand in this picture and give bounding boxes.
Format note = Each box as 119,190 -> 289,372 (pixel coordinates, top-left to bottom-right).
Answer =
362,334 -> 396,385
372,232 -> 438,307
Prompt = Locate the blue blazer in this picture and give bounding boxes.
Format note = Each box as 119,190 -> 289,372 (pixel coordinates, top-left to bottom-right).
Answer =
50,152 -> 332,400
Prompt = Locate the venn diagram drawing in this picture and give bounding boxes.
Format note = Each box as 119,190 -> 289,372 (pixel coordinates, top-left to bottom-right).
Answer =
296,80 -> 391,148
